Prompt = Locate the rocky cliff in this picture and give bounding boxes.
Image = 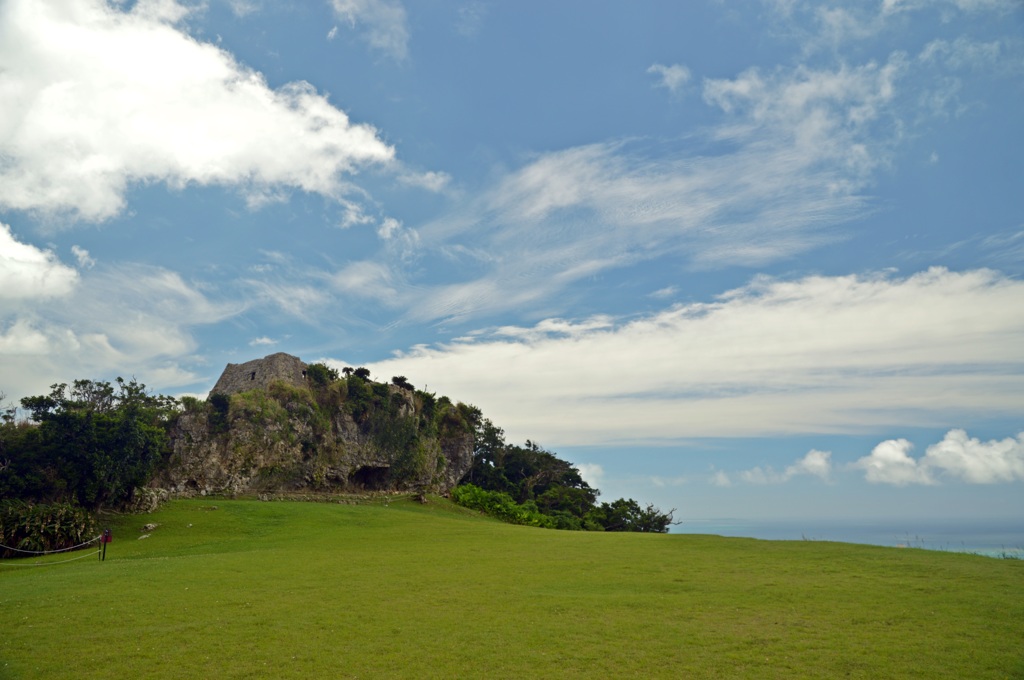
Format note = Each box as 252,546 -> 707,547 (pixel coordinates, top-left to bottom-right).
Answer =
151,355 -> 476,499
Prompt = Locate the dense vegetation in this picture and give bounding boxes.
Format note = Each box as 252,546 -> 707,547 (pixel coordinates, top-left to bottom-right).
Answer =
0,380 -> 176,510
0,500 -> 97,558
456,418 -> 676,532
0,366 -> 673,553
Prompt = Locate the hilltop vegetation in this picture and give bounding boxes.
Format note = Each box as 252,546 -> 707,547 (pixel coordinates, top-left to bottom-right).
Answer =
1,364 -> 673,553
164,364 -> 478,498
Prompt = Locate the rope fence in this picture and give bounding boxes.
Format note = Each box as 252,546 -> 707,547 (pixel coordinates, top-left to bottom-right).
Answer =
0,534 -> 103,555
0,531 -> 111,566
0,548 -> 102,567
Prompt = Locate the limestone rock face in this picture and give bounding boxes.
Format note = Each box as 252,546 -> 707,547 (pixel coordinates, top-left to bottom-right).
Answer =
154,354 -> 475,498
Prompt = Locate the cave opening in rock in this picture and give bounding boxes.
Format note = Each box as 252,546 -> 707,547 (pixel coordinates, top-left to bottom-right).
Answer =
349,465 -> 390,490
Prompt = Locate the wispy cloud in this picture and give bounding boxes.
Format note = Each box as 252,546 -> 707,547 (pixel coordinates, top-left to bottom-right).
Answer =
1,262 -> 241,401
347,268 -> 1024,445
398,170 -> 452,193
882,0 -> 1021,16
330,0 -> 410,60
854,430 -> 1024,485
648,63 -> 691,94
765,0 -> 1021,51
455,2 -> 486,38
738,450 -> 833,484
0,0 -> 394,222
392,52 -> 917,323
710,470 -> 733,488
71,246 -> 96,270
270,3 -> 1022,331
226,0 -> 261,17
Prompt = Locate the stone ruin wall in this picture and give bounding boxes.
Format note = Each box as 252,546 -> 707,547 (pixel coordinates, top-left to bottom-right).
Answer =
210,352 -> 309,395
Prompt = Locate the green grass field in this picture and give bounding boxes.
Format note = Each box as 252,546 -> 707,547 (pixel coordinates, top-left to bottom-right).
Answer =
2,497 -> 1022,679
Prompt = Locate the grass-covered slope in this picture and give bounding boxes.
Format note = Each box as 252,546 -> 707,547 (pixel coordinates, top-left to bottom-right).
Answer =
2,499 -> 1022,679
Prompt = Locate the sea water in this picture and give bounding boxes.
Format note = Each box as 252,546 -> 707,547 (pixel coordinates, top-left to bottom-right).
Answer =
674,518 -> 1024,558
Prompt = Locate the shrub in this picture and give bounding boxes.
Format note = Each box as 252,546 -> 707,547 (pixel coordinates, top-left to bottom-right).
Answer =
179,396 -> 204,413
306,363 -> 339,387
0,500 -> 97,558
451,484 -> 554,528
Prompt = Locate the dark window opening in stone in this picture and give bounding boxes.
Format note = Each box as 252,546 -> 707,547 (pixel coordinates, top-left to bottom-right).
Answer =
349,465 -> 389,491
302,370 -> 307,379
250,372 -> 256,380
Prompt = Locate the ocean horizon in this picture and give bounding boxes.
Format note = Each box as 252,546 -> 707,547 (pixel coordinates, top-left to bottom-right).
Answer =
673,517 -> 1024,559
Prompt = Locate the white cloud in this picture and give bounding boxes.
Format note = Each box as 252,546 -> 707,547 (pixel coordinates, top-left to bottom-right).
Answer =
374,217 -> 420,262
399,170 -> 452,193
649,286 -> 678,299
241,278 -> 332,322
739,466 -> 781,484
854,430 -> 1024,485
766,0 -> 1020,50
0,318 -> 52,355
0,223 -> 79,299
710,470 -> 733,487
377,217 -> 402,240
330,0 -> 409,59
353,268 -> 1024,445
330,260 -> 401,304
0,0 -> 394,222
854,438 -> 933,485
736,450 -> 833,484
338,202 -> 377,229
0,263 -> 239,402
71,245 -> 95,269
924,430 -> 1024,483
882,0 -> 1020,16
327,25 -> 339,40
576,463 -> 604,490
786,450 -> 833,481
648,63 -> 691,94
249,336 -> 278,347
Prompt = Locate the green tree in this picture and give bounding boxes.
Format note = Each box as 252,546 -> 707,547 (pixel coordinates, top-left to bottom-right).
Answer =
589,498 -> 677,533
15,378 -> 177,510
306,363 -> 339,386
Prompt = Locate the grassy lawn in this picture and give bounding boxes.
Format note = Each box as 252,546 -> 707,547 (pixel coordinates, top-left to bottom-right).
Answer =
2,497 -> 1022,679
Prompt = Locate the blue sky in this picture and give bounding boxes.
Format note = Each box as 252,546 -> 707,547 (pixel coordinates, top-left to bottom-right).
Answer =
2,0 -> 1023,521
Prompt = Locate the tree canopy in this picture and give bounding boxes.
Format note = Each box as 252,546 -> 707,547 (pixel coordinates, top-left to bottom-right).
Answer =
460,418 -> 676,532
2,379 -> 176,510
